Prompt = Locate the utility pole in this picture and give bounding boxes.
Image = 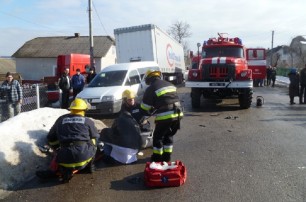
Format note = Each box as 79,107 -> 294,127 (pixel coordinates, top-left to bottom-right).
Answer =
88,0 -> 95,70
270,30 -> 274,66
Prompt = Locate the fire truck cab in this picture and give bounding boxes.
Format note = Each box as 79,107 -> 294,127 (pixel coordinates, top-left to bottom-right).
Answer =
185,33 -> 253,109
246,48 -> 266,87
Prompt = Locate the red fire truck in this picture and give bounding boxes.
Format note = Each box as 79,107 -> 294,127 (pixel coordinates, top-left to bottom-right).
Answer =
246,48 -> 266,87
185,33 -> 253,109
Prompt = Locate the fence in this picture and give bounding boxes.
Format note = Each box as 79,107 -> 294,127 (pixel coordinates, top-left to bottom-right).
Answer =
0,84 -> 49,122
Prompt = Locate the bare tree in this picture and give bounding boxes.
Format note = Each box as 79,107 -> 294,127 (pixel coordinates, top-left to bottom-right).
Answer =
167,20 -> 192,44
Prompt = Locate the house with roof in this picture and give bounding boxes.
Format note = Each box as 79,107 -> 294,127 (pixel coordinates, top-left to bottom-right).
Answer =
267,36 -> 306,70
12,33 -> 116,81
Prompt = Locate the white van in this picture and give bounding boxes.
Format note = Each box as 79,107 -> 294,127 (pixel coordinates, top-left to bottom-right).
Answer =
77,61 -> 161,115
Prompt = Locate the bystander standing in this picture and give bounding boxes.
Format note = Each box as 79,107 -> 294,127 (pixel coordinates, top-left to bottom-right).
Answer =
299,64 -> 306,104
0,72 -> 23,119
58,68 -> 72,109
288,68 -> 300,105
86,68 -> 96,84
71,69 -> 85,99
271,66 -> 277,87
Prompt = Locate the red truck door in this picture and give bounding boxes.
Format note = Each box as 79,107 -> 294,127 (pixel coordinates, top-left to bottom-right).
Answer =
246,48 -> 266,81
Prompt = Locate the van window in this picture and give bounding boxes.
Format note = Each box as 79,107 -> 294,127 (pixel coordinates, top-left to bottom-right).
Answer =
125,70 -> 140,86
88,70 -> 127,87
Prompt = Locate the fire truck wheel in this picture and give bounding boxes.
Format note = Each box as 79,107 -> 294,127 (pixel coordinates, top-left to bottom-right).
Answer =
238,88 -> 252,109
191,88 -> 201,108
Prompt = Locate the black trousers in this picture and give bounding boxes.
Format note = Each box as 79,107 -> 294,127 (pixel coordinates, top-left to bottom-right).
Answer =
73,88 -> 83,100
152,120 -> 180,149
61,90 -> 70,109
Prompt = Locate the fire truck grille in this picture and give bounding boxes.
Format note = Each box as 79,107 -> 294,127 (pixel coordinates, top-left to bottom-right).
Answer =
202,64 -> 235,81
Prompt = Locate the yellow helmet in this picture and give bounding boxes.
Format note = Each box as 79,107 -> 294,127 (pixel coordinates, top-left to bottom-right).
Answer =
69,98 -> 88,110
144,69 -> 161,79
122,89 -> 136,99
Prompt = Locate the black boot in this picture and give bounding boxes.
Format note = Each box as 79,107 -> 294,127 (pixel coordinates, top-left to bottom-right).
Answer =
83,160 -> 95,173
162,152 -> 171,162
290,97 -> 295,105
59,167 -> 73,183
150,153 -> 162,162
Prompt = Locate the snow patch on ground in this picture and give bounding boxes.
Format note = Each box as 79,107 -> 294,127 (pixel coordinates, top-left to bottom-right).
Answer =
0,108 -> 69,191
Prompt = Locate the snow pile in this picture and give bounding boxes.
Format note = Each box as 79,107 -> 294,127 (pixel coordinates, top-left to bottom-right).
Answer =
0,108 -> 69,191
0,107 -> 106,193
276,76 -> 289,86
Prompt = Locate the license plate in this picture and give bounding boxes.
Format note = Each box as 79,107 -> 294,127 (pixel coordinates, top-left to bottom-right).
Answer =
209,83 -> 225,86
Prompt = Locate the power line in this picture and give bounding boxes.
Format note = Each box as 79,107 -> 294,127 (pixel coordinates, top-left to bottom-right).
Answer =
92,2 -> 110,35
0,10 -> 52,29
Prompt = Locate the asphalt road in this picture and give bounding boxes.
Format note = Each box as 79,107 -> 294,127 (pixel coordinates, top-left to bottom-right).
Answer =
2,84 -> 306,202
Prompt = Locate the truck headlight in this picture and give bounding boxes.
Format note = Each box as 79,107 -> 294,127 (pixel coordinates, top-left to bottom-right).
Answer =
240,71 -> 248,77
192,72 -> 198,77
102,95 -> 114,102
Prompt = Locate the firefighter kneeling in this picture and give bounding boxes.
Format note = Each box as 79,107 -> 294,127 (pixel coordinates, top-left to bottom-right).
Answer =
36,98 -> 99,182
141,70 -> 183,162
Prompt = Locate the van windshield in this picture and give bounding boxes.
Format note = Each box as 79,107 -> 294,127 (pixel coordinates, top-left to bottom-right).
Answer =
88,70 -> 127,87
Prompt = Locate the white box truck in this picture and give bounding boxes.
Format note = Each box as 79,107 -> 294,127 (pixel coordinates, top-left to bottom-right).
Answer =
114,24 -> 186,84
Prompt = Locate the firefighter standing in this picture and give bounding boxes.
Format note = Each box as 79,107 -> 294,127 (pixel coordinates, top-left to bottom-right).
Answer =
140,70 -> 183,162
36,98 -> 99,182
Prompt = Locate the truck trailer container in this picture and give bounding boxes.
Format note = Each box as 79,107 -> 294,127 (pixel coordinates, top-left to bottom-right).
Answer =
114,24 -> 186,84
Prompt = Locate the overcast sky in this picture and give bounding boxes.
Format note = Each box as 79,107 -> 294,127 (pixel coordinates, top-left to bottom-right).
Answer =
1,0 -> 306,56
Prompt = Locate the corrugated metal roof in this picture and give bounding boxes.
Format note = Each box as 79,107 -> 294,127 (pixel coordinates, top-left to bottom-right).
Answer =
12,35 -> 115,58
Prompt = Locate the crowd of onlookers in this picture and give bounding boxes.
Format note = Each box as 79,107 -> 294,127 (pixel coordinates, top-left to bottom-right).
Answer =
287,64 -> 306,105
253,64 -> 306,105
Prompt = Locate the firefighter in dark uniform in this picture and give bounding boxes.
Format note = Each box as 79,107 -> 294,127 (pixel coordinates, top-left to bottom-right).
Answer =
121,89 -> 150,132
140,70 -> 183,162
36,98 -> 99,182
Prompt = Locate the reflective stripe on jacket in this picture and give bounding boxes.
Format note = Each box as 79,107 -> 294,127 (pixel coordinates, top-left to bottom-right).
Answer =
141,78 -> 183,122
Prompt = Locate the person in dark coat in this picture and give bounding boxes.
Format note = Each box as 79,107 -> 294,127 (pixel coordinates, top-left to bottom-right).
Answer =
100,107 -> 143,164
58,68 -> 72,109
288,68 -> 300,105
71,68 -> 85,99
266,66 -> 272,86
36,98 -> 99,182
270,66 -> 277,87
121,89 -> 151,132
299,65 -> 306,104
86,68 -> 96,84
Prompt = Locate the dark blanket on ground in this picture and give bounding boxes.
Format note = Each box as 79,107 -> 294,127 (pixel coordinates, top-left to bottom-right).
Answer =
100,111 -> 142,150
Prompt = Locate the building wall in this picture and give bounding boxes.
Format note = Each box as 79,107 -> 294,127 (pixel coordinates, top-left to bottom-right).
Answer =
16,58 -> 57,81
15,45 -> 117,79
98,45 -> 117,72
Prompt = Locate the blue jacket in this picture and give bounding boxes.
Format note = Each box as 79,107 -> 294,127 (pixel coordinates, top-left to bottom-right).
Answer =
71,74 -> 85,90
